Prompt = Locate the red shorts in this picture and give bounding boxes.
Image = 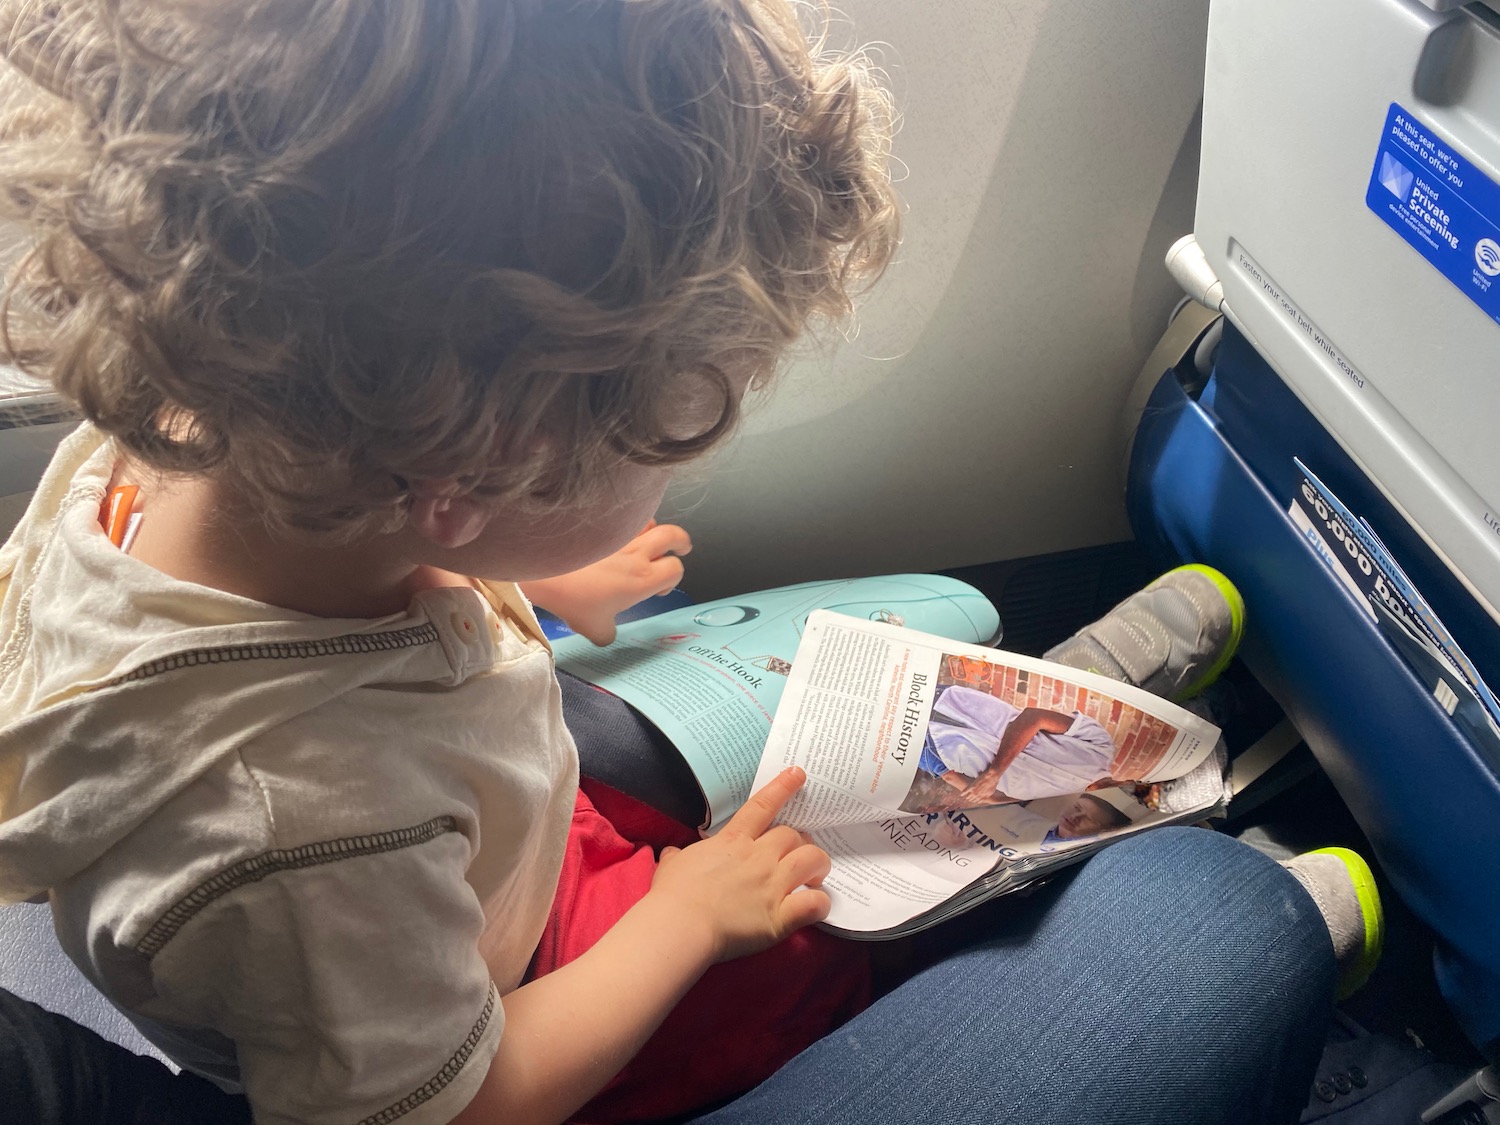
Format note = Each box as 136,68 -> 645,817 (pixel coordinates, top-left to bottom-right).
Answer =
528,780 -> 873,1124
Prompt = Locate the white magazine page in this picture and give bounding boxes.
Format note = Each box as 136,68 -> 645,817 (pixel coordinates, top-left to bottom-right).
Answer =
813,790 -> 1197,934
752,611 -> 1220,833
809,814 -> 998,933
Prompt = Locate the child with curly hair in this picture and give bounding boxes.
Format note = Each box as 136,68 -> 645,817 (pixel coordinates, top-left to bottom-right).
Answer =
0,3 -> 1359,1124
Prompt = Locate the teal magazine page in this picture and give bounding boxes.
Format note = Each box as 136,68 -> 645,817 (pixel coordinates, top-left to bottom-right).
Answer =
552,575 -> 1000,831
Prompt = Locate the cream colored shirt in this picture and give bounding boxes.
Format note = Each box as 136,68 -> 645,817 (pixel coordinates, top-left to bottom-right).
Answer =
0,426 -> 579,1125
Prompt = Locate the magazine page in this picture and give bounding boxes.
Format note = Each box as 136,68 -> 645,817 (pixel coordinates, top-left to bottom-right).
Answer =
552,576 -> 1000,830
752,610 -> 1221,832
811,779 -> 1220,935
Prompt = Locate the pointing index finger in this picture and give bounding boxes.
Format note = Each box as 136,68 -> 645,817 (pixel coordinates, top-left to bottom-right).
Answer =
728,766 -> 806,837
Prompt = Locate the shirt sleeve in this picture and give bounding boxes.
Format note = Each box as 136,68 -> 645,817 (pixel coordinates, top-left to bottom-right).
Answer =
1063,711 -> 1117,754
934,685 -> 1022,737
142,821 -> 503,1125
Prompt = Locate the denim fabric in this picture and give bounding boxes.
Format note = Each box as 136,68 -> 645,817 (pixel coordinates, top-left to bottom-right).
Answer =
693,827 -> 1335,1125
567,680 -> 1335,1125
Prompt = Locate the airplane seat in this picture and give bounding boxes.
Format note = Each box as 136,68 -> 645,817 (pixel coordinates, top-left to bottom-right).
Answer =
17,0 -> 1440,1104
1127,0 -> 1500,1070
0,902 -> 169,1064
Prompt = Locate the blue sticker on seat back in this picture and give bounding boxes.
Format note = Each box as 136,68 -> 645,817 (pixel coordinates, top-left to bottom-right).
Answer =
1366,103 -> 1500,328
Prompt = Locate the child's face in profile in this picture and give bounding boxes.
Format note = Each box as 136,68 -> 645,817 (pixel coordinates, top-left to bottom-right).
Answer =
408,366 -> 747,583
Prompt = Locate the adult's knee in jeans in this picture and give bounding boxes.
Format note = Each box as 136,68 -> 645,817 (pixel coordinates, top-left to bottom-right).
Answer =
1104,828 -> 1331,977
1073,830 -> 1328,946
1078,825 -> 1273,899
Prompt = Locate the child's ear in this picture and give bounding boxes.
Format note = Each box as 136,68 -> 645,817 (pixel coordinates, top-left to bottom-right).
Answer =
406,484 -> 493,550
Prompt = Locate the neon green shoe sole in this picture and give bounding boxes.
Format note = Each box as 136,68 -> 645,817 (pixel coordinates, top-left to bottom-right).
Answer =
1309,846 -> 1385,1000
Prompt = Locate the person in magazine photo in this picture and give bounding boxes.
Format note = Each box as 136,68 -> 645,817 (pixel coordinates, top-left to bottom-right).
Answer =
916,680 -> 1121,806
898,654 -> 1181,813
924,790 -> 1143,858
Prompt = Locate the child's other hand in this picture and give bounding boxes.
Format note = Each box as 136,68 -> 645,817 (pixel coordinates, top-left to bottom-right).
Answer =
648,767 -> 831,964
521,521 -> 691,645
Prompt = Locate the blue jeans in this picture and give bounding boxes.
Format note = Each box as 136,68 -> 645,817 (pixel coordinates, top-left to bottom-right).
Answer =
692,826 -> 1334,1125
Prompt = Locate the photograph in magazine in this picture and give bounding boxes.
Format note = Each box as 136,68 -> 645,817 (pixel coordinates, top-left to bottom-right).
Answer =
752,612 -> 1219,837
908,788 -> 1152,875
897,652 -> 1188,815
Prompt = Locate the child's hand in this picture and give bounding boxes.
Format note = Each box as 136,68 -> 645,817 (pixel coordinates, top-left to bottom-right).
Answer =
648,767 -> 831,964
520,521 -> 691,645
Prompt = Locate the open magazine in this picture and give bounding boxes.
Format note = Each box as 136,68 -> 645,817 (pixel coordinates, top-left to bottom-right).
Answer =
748,610 -> 1225,937
555,579 -> 1228,939
553,575 -> 1002,829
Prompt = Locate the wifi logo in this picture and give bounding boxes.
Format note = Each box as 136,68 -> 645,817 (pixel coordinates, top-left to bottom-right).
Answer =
1477,238 -> 1500,278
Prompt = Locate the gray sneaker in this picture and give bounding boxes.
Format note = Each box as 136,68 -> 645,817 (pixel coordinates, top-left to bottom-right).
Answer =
1043,564 -> 1245,701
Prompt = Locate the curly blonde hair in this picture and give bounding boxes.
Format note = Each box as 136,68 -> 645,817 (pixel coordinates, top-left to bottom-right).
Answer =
0,0 -> 897,538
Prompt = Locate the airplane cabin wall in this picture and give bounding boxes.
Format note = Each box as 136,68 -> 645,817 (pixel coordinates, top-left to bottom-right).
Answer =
666,0 -> 1212,599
